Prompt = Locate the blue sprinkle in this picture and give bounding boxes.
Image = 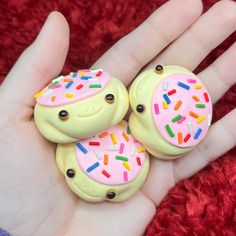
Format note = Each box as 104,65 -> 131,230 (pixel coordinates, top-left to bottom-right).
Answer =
163,94 -> 171,104
81,76 -> 92,80
65,81 -> 73,89
72,72 -> 78,78
194,128 -> 203,139
87,162 -> 99,172
177,82 -> 190,90
76,143 -> 88,154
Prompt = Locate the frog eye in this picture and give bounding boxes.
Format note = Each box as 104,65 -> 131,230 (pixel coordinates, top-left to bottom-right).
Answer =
155,64 -> 164,74
58,110 -> 69,121
105,94 -> 115,104
136,104 -> 145,113
66,169 -> 75,178
106,189 -> 116,199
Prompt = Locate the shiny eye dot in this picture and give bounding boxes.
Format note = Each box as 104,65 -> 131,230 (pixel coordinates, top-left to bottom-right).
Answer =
105,94 -> 115,104
106,190 -> 116,199
136,104 -> 145,113
58,110 -> 69,121
155,65 -> 164,74
66,169 -> 75,178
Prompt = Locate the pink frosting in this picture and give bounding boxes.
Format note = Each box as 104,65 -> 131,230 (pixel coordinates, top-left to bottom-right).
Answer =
151,73 -> 212,148
35,69 -> 110,107
75,121 -> 146,185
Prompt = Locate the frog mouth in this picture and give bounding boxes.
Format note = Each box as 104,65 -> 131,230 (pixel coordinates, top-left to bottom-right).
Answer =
76,107 -> 103,118
71,182 -> 104,201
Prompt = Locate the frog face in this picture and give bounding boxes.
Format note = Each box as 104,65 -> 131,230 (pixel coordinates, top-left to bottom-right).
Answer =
34,78 -> 129,143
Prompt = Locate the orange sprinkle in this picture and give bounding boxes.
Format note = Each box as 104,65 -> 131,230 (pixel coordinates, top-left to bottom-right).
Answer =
104,154 -> 108,165
51,96 -> 56,102
192,96 -> 200,102
63,78 -> 72,82
174,100 -> 182,110
99,131 -> 108,138
189,111 -> 199,118
178,132 -> 183,144
122,132 -> 129,142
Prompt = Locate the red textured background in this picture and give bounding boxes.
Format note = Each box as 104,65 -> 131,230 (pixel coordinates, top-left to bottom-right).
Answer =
0,0 -> 235,235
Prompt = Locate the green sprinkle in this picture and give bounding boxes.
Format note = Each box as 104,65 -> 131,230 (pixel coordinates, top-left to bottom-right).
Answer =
195,104 -> 206,108
172,115 -> 182,123
89,84 -> 102,88
116,156 -> 128,162
127,126 -> 131,134
48,81 -> 59,88
165,124 -> 175,137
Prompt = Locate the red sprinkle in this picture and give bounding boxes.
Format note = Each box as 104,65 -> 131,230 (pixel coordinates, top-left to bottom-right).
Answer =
102,170 -> 111,178
96,71 -> 102,77
89,141 -> 100,146
136,157 -> 141,166
204,92 -> 209,103
76,84 -> 83,90
184,133 -> 191,143
167,89 -> 176,96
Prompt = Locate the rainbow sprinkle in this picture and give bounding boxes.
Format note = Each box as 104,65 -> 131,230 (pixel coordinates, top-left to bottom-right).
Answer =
136,157 -> 141,166
197,115 -> 206,123
119,143 -> 125,154
89,84 -> 102,88
172,114 -> 182,123
174,100 -> 182,110
163,94 -> 171,104
195,84 -> 203,89
154,103 -> 159,115
99,131 -> 108,138
89,141 -> 100,146
65,81 -> 74,89
76,143 -> 88,154
165,124 -> 175,137
196,104 -> 206,108
137,147 -> 145,153
110,134 -> 117,144
122,132 -> 129,142
123,162 -> 131,171
124,171 -> 128,182
102,169 -> 111,178
94,149 -> 102,160
116,156 -> 128,162
87,162 -> 99,172
194,128 -> 203,139
104,154 -> 108,165
184,133 -> 191,143
177,82 -> 190,90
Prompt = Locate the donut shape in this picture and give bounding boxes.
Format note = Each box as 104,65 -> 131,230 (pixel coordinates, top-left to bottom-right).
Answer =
34,69 -> 129,143
56,121 -> 149,202
152,73 -> 212,148
128,65 -> 213,160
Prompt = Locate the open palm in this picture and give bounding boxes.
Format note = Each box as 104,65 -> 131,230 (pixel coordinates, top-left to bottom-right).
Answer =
0,0 -> 235,235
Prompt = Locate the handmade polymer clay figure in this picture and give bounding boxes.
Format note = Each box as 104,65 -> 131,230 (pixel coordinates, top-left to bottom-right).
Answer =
34,69 -> 129,142
56,121 -> 149,202
129,65 -> 213,160
34,69 -> 149,202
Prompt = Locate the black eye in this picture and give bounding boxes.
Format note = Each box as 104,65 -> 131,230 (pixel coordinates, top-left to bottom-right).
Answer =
58,110 -> 69,121
136,104 -> 145,113
106,190 -> 116,199
155,64 -> 164,74
66,169 -> 75,178
105,94 -> 115,104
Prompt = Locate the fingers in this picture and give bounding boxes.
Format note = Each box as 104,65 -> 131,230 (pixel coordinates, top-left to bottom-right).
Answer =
0,12 -> 69,120
93,0 -> 203,86
198,43 -> 236,103
147,0 -> 236,71
65,192 -> 155,236
173,108 -> 236,182
141,158 -> 175,206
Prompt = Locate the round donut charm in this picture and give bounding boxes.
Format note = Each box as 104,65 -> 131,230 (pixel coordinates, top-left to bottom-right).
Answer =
129,65 -> 213,160
34,69 -> 129,143
56,121 -> 149,202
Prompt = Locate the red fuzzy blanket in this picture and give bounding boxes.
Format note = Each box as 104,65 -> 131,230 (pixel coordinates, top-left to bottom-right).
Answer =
0,0 -> 235,235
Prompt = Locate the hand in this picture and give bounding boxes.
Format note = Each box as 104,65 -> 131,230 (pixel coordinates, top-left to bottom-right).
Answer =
0,0 -> 235,235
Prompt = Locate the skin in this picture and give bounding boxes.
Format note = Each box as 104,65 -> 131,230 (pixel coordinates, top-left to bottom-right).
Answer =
0,0 -> 236,235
